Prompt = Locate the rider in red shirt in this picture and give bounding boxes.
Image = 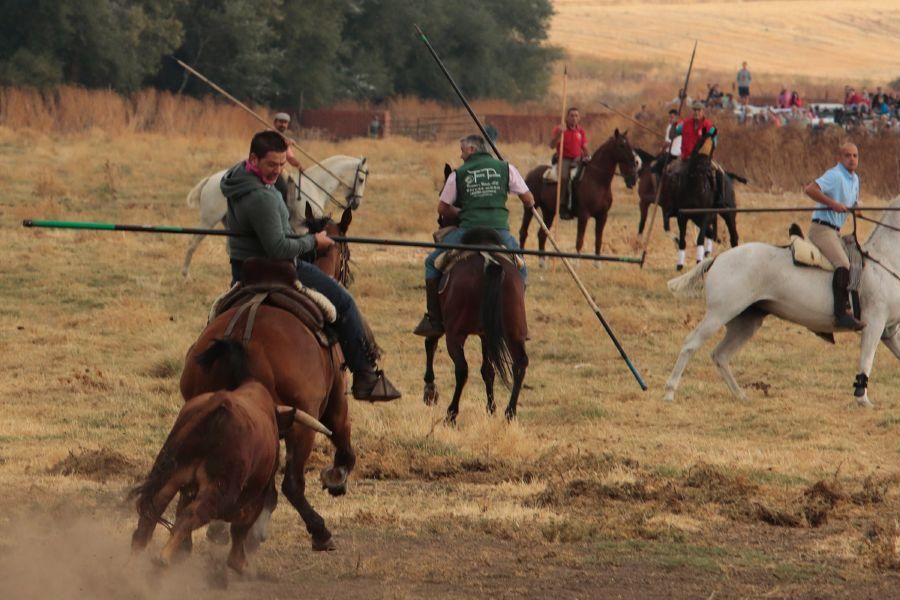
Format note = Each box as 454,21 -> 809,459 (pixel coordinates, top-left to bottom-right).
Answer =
549,107 -> 590,218
676,102 -> 716,159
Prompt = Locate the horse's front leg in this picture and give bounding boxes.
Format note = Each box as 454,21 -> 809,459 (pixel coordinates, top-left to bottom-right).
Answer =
676,214 -> 688,270
694,216 -> 708,263
725,213 -> 739,247
593,210 -> 609,260
855,314 -> 887,408
479,336 -> 496,415
445,334 -> 468,424
519,202 -> 534,250
282,429 -> 334,551
575,216 -> 589,254
423,336 -> 440,406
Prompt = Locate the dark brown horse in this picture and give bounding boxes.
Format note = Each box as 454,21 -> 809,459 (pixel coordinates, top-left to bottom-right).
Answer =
662,132 -> 740,269
179,262 -> 353,553
422,229 -> 528,423
521,129 -> 637,261
633,147 -> 661,236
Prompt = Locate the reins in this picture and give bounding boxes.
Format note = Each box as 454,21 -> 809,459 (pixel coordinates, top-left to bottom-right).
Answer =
852,211 -> 900,284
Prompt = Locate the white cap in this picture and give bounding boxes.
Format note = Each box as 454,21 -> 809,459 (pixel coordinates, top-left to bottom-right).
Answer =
273,112 -> 291,122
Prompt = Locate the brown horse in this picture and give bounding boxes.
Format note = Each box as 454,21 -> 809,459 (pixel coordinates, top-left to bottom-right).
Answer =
180,261 -> 353,553
422,229 -> 528,423
521,129 -> 637,261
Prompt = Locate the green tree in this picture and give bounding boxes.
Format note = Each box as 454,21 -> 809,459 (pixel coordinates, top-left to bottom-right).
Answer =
158,0 -> 280,102
0,0 -> 182,91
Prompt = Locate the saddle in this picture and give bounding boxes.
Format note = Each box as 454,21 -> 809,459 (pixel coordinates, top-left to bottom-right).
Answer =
434,228 -> 525,292
787,224 -> 864,287
209,259 -> 337,347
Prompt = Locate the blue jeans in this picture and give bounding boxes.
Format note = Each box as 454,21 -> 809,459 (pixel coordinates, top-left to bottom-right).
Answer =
230,260 -> 371,373
424,228 -> 527,282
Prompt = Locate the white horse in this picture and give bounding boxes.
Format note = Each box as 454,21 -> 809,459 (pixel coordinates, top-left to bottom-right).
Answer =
181,155 -> 369,277
664,195 -> 900,407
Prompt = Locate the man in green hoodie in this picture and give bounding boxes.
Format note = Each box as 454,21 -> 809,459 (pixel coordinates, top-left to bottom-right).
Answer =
413,134 -> 534,337
221,130 -> 400,402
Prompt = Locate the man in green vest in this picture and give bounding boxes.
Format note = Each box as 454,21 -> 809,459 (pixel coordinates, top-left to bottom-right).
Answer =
414,134 -> 534,337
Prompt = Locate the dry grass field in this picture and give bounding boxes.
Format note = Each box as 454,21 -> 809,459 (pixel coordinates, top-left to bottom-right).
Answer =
1,121 -> 899,598
549,0 -> 900,108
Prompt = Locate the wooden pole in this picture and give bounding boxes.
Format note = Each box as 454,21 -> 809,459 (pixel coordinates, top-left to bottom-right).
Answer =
174,58 -> 353,193
553,66 -> 568,234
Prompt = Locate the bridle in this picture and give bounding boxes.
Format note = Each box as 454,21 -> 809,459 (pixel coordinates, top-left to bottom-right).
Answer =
852,211 -> 900,284
345,159 -> 368,208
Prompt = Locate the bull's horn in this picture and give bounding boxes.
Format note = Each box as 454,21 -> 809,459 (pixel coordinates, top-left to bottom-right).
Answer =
276,405 -> 332,436
294,409 -> 332,436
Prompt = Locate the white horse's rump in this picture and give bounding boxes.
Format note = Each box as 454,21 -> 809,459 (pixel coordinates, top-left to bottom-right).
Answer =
665,196 -> 900,406
181,155 -> 368,277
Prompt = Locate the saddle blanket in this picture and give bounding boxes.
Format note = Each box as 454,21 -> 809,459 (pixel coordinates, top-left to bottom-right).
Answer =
542,165 -> 578,183
789,236 -> 835,271
789,231 -> 863,291
435,248 -> 525,273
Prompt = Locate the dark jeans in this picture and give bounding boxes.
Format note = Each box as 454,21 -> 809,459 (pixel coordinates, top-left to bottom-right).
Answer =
230,259 -> 371,373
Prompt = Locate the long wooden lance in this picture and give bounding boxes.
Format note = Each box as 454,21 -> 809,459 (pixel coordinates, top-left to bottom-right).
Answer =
554,66 -> 568,235
414,25 -> 648,391
174,57 -> 352,208
21,219 -> 642,263
639,40 -> 698,267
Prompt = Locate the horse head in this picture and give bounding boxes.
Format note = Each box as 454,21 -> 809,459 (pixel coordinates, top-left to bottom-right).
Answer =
612,129 -> 637,189
304,203 -> 353,287
345,156 -> 368,210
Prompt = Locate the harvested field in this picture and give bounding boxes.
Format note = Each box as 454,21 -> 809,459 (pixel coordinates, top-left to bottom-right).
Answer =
1,122 -> 899,598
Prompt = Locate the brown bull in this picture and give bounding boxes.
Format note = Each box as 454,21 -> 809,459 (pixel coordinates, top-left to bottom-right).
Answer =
130,339 -> 329,573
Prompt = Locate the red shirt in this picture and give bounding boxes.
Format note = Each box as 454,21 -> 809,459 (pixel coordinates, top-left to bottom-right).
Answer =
552,126 -> 587,159
677,117 -> 714,159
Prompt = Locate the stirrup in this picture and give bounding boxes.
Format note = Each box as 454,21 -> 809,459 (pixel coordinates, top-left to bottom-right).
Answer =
351,369 -> 401,402
413,314 -> 444,338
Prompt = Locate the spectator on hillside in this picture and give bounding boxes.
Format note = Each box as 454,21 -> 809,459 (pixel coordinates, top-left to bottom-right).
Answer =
706,84 -> 723,109
736,62 -> 752,106
790,91 -> 803,108
721,93 -> 733,110
484,123 -> 499,143
777,88 -> 791,109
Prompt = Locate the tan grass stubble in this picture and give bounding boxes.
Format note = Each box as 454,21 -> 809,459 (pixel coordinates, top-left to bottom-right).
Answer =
1,125 -> 898,593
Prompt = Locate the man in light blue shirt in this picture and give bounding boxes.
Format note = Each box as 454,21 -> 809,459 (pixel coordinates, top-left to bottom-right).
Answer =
803,142 -> 865,330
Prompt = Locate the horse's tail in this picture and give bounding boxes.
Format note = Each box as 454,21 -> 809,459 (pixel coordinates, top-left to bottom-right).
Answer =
668,256 -> 716,298
186,175 -> 211,208
195,338 -> 252,391
129,390 -> 231,529
481,259 -> 514,386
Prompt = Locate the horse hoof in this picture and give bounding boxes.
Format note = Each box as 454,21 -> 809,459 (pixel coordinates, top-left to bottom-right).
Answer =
676,264 -> 684,271
663,389 -> 675,402
538,258 -> 547,269
312,536 -> 336,552
320,466 -> 349,496
504,409 -> 517,422
423,383 -> 439,406
856,395 -> 874,408
444,413 -> 458,426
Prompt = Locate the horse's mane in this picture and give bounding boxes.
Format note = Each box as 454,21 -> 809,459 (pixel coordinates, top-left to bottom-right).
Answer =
633,147 -> 657,170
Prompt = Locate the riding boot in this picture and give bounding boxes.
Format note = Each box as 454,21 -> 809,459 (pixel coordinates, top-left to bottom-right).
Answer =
349,335 -> 401,402
413,279 -> 444,337
351,368 -> 401,402
832,267 -> 866,331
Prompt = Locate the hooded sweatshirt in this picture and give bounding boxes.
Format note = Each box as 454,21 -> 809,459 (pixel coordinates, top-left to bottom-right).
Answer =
221,161 -> 315,261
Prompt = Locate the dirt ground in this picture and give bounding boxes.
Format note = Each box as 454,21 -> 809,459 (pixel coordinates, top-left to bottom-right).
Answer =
1,128 -> 899,598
